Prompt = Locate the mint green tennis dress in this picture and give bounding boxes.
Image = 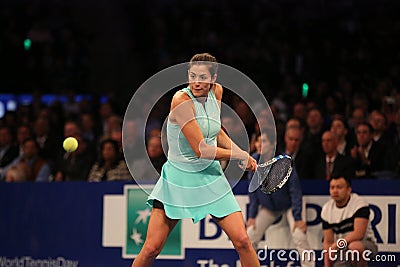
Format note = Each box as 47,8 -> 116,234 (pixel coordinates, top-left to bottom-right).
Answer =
147,87 -> 241,223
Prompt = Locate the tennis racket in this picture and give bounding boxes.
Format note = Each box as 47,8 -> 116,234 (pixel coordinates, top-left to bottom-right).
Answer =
248,154 -> 293,194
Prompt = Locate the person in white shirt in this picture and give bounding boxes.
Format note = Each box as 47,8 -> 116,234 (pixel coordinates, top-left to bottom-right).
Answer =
321,176 -> 377,266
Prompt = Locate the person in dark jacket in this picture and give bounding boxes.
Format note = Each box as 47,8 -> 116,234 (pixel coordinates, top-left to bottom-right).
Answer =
311,130 -> 355,180
246,132 -> 314,267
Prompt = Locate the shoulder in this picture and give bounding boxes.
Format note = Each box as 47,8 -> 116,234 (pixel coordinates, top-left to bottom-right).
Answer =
172,90 -> 191,103
212,83 -> 223,101
170,90 -> 193,111
349,193 -> 368,209
321,199 -> 335,219
117,160 -> 128,168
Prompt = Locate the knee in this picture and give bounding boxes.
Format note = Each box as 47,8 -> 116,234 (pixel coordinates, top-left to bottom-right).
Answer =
292,229 -> 308,245
347,241 -> 364,253
141,242 -> 163,259
232,234 -> 253,251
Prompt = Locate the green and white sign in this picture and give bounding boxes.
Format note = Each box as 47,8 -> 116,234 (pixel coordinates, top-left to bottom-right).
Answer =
124,186 -> 182,258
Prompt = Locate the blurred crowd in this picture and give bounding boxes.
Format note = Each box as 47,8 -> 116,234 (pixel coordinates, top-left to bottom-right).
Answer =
1,0 -> 400,182
0,87 -> 399,183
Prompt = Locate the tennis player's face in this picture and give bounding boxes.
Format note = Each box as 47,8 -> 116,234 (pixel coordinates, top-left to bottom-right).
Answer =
188,65 -> 216,98
329,178 -> 351,205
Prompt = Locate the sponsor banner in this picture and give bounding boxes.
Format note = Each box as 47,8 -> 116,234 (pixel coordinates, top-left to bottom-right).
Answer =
0,180 -> 399,267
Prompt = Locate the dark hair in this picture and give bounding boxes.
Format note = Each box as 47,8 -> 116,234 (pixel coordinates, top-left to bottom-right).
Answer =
188,53 -> 218,76
331,115 -> 349,129
22,138 -> 40,150
98,139 -> 121,168
330,176 -> 352,187
357,122 -> 374,133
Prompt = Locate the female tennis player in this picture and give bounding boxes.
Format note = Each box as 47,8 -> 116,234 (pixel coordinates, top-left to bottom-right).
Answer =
131,53 -> 260,267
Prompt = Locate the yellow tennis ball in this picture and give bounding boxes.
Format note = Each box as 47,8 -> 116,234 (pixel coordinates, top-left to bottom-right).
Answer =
63,137 -> 78,152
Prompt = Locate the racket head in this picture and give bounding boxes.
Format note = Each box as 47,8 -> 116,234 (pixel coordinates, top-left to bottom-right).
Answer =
248,154 -> 293,193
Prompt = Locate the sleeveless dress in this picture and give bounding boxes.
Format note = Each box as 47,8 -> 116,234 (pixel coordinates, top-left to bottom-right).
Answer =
147,87 -> 241,223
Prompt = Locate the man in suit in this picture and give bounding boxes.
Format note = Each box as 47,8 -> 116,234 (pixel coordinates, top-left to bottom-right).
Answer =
311,130 -> 355,180
330,116 -> 353,156
350,122 -> 386,178
283,126 -> 313,179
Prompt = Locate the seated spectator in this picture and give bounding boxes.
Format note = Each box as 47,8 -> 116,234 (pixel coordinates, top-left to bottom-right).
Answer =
123,119 -> 141,161
283,126 -> 313,179
88,139 -> 131,182
330,116 -> 353,156
33,116 -> 61,162
79,112 -> 100,145
303,108 -> 325,159
0,126 -> 20,179
53,121 -> 95,181
16,124 -> 33,156
110,129 -> 123,155
292,101 -> 307,123
247,132 -> 314,267
310,131 -> 355,180
350,123 -> 386,178
130,134 -> 167,184
321,176 -> 377,266
6,138 -> 52,182
348,108 -> 367,146
101,114 -> 122,140
5,165 -> 27,182
368,110 -> 393,150
387,109 -> 400,175
286,117 -> 306,133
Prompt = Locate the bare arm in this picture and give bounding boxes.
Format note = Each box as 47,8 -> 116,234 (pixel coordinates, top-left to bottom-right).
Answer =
169,90 -> 252,165
323,228 -> 334,267
343,217 -> 368,244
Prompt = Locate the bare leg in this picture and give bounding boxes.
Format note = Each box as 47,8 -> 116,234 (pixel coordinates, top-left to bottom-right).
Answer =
347,241 -> 368,267
213,211 -> 260,267
131,207 -> 179,267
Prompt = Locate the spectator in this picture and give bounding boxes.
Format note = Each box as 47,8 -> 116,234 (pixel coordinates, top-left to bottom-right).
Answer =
330,116 -> 353,156
387,109 -> 400,175
246,132 -> 314,267
321,176 -> 377,266
5,165 -> 27,182
0,126 -> 19,179
350,122 -> 386,178
16,124 -> 33,156
79,112 -> 100,145
303,108 -> 325,158
123,119 -> 141,161
283,126 -> 312,179
98,102 -> 116,135
310,131 -> 355,180
130,134 -> 167,183
368,110 -> 393,150
33,117 -> 61,161
286,117 -> 305,132
348,108 -> 367,145
292,101 -> 307,123
7,138 -> 51,182
53,121 -> 95,181
88,139 -> 131,182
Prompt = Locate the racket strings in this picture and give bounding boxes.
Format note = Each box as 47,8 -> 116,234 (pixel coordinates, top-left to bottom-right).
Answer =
260,158 -> 292,194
